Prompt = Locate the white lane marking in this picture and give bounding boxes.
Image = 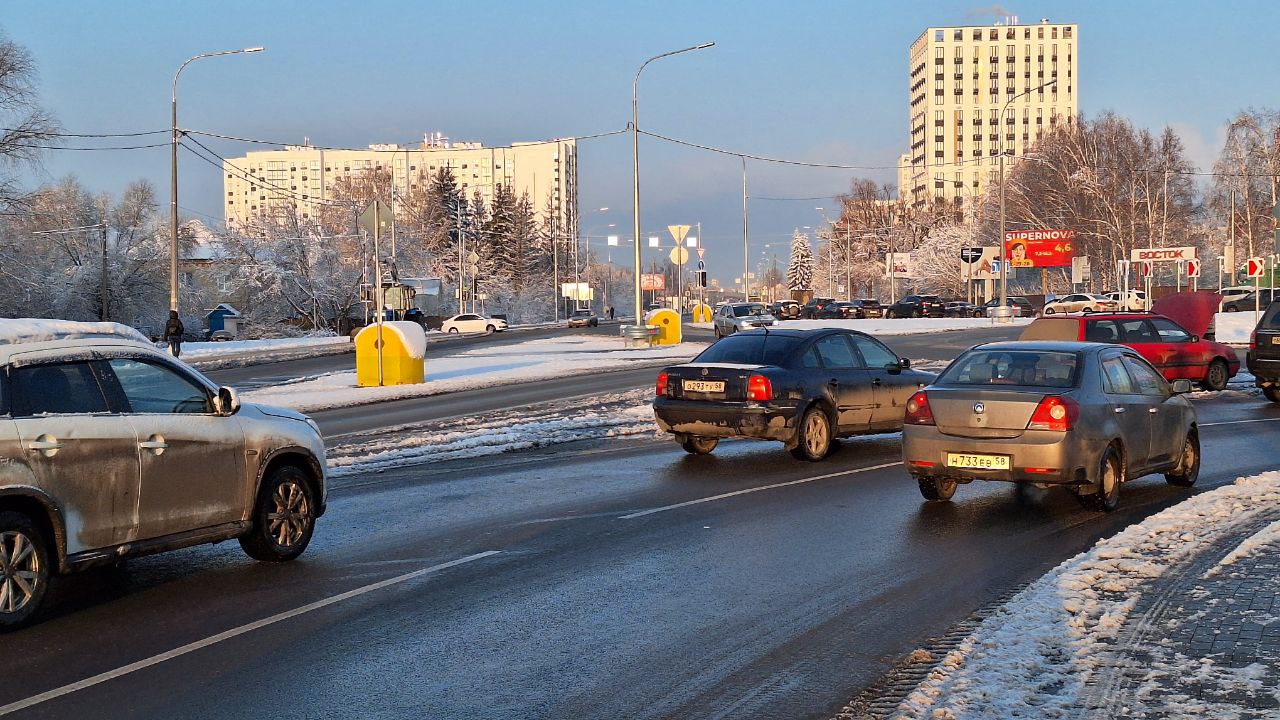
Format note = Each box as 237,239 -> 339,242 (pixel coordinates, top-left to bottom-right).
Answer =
619,462 -> 902,519
1200,417 -> 1280,428
0,551 -> 500,716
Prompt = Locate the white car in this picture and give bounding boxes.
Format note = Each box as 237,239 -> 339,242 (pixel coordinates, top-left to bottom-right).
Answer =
441,313 -> 507,334
1042,293 -> 1119,314
1103,290 -> 1148,311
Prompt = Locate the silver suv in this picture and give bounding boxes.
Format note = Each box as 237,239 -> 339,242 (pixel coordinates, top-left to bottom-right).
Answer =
0,323 -> 327,629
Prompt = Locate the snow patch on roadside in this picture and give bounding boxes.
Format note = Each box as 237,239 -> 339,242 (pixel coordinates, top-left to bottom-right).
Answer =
687,317 -> 1031,335
893,470 -> 1280,720
180,334 -> 349,359
244,336 -> 703,413
1206,518 -> 1280,577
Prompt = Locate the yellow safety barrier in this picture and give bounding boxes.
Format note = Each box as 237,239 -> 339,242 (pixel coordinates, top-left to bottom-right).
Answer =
691,304 -> 713,323
355,321 -> 426,386
644,308 -> 682,345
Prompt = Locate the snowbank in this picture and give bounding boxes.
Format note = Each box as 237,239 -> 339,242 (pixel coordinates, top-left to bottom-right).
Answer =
1213,311 -> 1260,345
894,470 -> 1280,720
180,334 -> 350,360
0,318 -> 148,345
688,317 -> 1031,335
243,335 -> 703,413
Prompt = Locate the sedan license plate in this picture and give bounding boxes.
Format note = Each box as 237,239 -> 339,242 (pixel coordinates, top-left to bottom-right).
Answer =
683,380 -> 725,393
946,453 -> 1010,470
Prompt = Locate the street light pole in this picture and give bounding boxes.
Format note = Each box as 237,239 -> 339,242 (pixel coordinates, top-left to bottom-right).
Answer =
997,78 -> 1056,322
170,46 -> 264,317
631,42 -> 714,325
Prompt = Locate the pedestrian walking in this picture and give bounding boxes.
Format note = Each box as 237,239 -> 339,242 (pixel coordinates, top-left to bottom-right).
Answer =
164,310 -> 185,358
608,305 -> 615,320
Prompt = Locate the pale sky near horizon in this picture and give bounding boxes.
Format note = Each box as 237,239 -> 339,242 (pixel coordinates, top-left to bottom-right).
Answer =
5,0 -> 1277,282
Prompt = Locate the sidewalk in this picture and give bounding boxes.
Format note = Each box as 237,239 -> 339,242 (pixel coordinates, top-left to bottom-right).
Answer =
888,470 -> 1280,720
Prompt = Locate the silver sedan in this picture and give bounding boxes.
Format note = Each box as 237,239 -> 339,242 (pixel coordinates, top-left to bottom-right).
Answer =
713,302 -> 776,339
901,341 -> 1198,511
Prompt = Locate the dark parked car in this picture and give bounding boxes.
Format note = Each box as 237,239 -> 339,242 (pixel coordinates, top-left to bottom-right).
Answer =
902,341 -> 1198,511
980,296 -> 1036,317
653,328 -> 935,461
849,298 -> 884,318
799,297 -> 836,319
1223,289 -> 1278,313
885,295 -> 945,318
944,301 -> 983,318
814,301 -> 858,319
770,300 -> 802,320
1247,301 -> 1280,403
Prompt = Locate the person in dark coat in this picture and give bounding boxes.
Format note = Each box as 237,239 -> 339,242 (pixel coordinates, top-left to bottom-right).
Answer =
164,310 -> 185,357
607,305 -> 615,320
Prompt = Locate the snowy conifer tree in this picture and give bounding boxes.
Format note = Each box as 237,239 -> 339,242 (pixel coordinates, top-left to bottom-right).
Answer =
786,229 -> 814,291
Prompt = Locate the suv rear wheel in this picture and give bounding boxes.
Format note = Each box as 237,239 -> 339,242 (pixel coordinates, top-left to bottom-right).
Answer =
1265,386 -> 1280,403
0,511 -> 51,631
240,466 -> 317,562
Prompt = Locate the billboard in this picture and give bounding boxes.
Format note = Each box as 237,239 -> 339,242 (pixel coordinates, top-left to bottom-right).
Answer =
1130,246 -> 1197,263
885,252 -> 917,279
561,282 -> 593,301
1004,229 -> 1075,268
961,247 -> 1002,280
640,273 -> 665,291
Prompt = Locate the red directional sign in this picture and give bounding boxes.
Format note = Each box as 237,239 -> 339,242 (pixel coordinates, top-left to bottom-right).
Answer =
1246,257 -> 1266,278
1185,258 -> 1201,278
1138,261 -> 1153,278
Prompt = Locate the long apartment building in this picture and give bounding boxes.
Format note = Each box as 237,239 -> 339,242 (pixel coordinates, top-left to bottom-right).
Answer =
902,18 -> 1078,206
222,133 -> 577,231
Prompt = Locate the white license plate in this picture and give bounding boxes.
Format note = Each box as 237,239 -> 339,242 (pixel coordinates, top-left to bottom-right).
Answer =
946,453 -> 1011,470
1272,337 -> 1280,345
683,380 -> 725,393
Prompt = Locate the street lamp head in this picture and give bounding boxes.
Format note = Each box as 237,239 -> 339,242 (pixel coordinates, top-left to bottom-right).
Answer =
694,42 -> 715,50
243,46 -> 265,53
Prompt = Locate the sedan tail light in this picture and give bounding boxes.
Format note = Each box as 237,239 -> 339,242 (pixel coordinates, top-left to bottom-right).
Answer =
1027,395 -> 1079,432
904,391 -> 934,425
656,372 -> 669,397
746,374 -> 773,401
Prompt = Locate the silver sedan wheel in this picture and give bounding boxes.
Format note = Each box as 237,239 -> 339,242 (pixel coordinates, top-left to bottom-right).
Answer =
0,531 -> 42,614
268,480 -> 313,548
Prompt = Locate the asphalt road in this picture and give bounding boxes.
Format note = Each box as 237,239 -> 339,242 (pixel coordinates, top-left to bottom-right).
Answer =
4,318 -> 1274,718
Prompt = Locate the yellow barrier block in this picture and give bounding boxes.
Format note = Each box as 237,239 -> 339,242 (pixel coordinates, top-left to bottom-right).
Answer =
644,308 -> 682,345
355,321 -> 426,386
691,304 -> 713,323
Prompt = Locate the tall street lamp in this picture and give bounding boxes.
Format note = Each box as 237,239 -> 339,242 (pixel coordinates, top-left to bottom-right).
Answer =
997,77 -> 1056,322
171,46 -> 264,316
631,42 -> 714,326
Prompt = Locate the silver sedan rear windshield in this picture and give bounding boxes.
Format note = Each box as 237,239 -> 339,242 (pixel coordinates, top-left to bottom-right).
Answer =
940,350 -> 1081,388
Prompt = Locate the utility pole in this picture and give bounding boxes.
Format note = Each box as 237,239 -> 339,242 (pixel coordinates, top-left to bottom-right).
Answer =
742,157 -> 750,300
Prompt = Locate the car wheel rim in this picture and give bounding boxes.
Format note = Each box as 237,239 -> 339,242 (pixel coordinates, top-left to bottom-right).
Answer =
1182,438 -> 1199,476
1209,364 -> 1226,388
805,413 -> 827,455
0,530 -> 41,614
1102,456 -> 1119,501
268,481 -> 312,548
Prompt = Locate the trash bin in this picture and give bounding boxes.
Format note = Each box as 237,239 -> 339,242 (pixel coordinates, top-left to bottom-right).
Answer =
620,323 -> 660,348
355,321 -> 427,387
644,308 -> 682,345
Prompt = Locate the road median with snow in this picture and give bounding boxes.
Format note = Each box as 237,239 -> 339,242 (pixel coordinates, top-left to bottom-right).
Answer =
689,317 -> 1032,335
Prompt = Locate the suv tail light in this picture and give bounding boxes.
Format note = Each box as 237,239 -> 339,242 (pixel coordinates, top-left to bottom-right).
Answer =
904,391 -> 934,425
1027,395 -> 1079,432
656,372 -> 669,397
1250,330 -> 1257,350
746,374 -> 773,401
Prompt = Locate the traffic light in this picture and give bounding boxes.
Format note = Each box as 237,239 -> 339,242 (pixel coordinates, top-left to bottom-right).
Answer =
697,270 -> 707,288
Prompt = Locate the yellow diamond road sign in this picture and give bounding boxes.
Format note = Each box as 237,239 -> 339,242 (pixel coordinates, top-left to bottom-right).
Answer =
667,224 -> 690,245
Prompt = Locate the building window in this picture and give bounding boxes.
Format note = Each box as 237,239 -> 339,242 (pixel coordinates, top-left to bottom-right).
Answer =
1064,27 -> 1073,39
935,30 -> 943,41
953,29 -> 962,40
1052,27 -> 1058,39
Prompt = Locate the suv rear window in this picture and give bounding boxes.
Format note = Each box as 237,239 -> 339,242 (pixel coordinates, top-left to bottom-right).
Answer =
939,350 -> 1081,388
695,334 -> 802,366
1261,302 -> 1280,329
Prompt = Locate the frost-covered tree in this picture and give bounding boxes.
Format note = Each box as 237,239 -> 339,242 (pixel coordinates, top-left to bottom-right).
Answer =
0,32 -> 60,213
786,229 -> 813,291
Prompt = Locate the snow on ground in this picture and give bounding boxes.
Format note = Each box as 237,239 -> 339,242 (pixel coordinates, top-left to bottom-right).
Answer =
1214,312 -> 1262,345
893,470 -> 1280,720
243,335 -> 704,413
327,387 -> 657,476
1184,369 -> 1260,400
1206,518 -> 1280,577
687,317 -> 1032,334
180,334 -> 350,360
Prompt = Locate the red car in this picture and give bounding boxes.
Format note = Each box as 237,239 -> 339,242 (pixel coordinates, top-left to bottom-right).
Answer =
1019,312 -> 1240,390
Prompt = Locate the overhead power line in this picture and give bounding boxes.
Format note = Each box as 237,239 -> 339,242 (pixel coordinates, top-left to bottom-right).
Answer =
20,141 -> 170,151
0,127 -> 168,138
181,127 -> 629,152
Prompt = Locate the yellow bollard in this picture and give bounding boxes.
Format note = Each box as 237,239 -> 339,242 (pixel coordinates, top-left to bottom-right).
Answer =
355,321 -> 426,386
643,308 -> 682,345
691,303 -> 713,323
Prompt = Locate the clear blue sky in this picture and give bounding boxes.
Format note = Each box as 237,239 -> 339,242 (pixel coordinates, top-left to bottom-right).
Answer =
6,0 -> 1278,282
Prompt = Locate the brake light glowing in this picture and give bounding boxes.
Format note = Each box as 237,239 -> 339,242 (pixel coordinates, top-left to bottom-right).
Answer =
656,372 -> 668,397
904,391 -> 934,425
1027,395 -> 1079,432
746,374 -> 773,401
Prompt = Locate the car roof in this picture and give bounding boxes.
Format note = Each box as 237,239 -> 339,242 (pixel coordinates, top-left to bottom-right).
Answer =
0,337 -> 167,366
974,340 -> 1115,353
732,327 -> 864,339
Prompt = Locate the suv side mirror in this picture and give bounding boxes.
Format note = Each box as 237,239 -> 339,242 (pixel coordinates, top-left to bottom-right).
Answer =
1171,379 -> 1193,394
216,386 -> 241,416
899,357 -> 911,369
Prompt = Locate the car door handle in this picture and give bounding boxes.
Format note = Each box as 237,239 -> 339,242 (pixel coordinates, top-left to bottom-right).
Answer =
1114,407 -> 1126,413
139,435 -> 168,455
872,377 -> 882,386
27,439 -> 63,451
1148,408 -> 1158,414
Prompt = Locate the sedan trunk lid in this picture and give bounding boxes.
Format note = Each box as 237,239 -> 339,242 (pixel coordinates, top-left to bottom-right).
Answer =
926,387 -> 1048,439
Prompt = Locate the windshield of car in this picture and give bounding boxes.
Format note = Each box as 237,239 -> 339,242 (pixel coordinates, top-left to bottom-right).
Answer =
733,304 -> 769,317
694,333 -> 802,366
939,349 -> 1081,388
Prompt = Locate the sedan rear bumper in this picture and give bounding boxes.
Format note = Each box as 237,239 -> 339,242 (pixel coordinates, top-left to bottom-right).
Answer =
901,425 -> 1097,486
654,398 -> 797,441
